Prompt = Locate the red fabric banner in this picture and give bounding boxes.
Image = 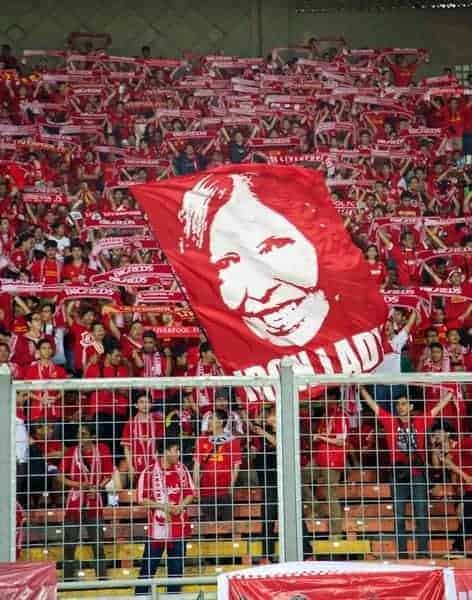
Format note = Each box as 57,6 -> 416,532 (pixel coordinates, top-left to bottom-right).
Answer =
0,561 -> 57,599
132,165 -> 387,384
220,563 -> 445,600
90,264 -> 173,287
453,567 -> 472,598
151,326 -> 200,338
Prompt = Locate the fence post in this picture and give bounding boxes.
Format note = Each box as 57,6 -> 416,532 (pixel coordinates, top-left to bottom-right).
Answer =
0,366 -> 15,561
277,358 -> 303,562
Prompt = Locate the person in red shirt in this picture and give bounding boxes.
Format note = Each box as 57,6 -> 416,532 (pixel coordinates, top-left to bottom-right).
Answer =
171,343 -> 191,377
189,342 -> 222,411
360,386 -> 453,558
9,232 -> 34,273
65,304 -> 96,375
81,321 -> 106,375
304,390 -> 349,537
420,342 -> 448,373
364,244 -> 386,287
85,347 -> 130,458
193,409 -> 241,522
135,438 -> 195,596
58,422 -> 115,580
30,239 -> 62,284
378,229 -> 418,287
120,320 -> 143,371
12,312 -> 53,370
133,330 -> 172,402
24,339 -> 67,422
121,393 -> 164,482
386,54 -> 418,87
62,241 -> 95,284
429,424 -> 472,557
0,341 -> 20,378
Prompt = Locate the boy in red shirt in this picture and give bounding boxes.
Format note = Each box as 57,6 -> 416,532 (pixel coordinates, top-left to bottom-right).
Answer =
193,409 -> 241,522
121,393 -> 164,483
58,423 -> 115,580
360,386 -> 453,558
65,304 -> 96,375
136,438 -> 195,596
30,239 -> 62,284
24,339 -> 67,422
378,229 -> 418,287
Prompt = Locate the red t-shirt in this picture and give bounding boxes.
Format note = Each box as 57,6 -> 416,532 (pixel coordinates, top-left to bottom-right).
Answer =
194,436 -> 241,498
30,258 -> 62,284
85,364 -> 129,417
121,413 -> 164,472
389,244 -> 417,287
389,63 -> 416,86
10,249 -> 29,271
69,321 -> 90,372
367,261 -> 387,286
312,404 -> 349,469
138,459 -> 195,540
62,262 -> 95,284
33,439 -> 62,466
377,406 -> 433,468
59,443 -> 113,521
24,360 -> 67,421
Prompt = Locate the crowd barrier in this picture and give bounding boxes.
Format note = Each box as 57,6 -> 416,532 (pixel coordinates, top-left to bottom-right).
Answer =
1,364 -> 472,598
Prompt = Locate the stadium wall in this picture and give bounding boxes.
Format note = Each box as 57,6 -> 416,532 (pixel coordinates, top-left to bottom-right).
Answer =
0,1 -> 471,75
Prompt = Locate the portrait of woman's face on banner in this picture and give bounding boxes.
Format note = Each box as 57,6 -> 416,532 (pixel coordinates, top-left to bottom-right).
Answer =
133,164 -> 388,379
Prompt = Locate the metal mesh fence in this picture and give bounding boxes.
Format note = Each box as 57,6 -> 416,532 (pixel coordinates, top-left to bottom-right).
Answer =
9,371 -> 472,598
299,376 -> 472,564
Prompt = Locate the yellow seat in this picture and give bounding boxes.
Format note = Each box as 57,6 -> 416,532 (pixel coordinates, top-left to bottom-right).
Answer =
312,539 -> 371,554
106,567 -> 142,579
185,540 -> 262,558
183,584 -> 217,593
59,591 -> 132,598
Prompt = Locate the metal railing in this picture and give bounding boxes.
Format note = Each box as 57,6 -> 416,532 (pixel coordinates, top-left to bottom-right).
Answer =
3,364 -> 472,598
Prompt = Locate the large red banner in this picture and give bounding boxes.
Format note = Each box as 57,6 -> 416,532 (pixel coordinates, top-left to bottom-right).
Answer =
227,571 -> 445,599
0,561 -> 57,599
218,563 -> 446,600
453,568 -> 472,599
133,165 -> 387,395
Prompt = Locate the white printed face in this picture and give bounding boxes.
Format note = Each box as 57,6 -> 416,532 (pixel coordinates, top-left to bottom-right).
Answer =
209,176 -> 329,347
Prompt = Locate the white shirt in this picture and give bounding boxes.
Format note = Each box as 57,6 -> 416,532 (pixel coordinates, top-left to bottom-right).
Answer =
374,328 -> 409,375
48,235 -> 70,253
16,417 -> 28,463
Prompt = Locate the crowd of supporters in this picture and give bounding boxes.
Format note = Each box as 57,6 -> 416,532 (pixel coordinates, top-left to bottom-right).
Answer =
2,33 -> 472,576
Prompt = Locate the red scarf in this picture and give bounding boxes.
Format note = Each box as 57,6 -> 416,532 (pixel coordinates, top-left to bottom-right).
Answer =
30,360 -> 63,421
138,459 -> 194,541
38,258 -> 62,283
143,351 -> 162,377
66,444 -> 103,521
129,414 -> 158,472
195,359 -> 220,409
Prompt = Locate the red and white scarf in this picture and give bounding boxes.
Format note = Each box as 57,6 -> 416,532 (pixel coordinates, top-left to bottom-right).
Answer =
66,444 -> 103,518
129,414 -> 158,472
195,359 -> 221,408
139,459 -> 194,541
143,351 -> 162,377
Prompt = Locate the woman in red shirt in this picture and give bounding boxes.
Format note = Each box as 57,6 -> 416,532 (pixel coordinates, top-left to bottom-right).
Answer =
309,393 -> 349,537
364,244 -> 387,287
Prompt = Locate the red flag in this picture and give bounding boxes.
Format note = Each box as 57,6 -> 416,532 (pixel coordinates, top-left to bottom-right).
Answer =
132,165 -> 387,382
